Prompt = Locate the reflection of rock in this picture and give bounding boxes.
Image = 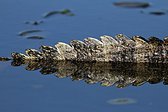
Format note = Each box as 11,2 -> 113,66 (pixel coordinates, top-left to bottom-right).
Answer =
11,60 -> 168,88
149,11 -> 166,16
26,35 -> 45,40
113,2 -> 150,8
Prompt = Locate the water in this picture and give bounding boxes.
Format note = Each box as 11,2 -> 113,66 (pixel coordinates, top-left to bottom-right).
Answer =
0,0 -> 168,112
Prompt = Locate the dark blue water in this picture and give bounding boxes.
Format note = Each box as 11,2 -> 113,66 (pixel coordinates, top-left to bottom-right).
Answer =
0,0 -> 168,112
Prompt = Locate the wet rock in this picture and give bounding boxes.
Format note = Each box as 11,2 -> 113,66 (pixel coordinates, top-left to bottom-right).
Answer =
148,36 -> 163,46
39,45 -> 63,60
55,42 -> 77,60
0,57 -> 11,61
164,36 -> 168,45
70,40 -> 91,61
113,1 -> 150,8
84,37 -> 105,61
25,49 -> 43,59
11,52 -> 28,61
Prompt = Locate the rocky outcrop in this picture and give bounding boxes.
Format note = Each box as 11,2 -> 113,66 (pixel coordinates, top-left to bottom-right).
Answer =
11,34 -> 168,63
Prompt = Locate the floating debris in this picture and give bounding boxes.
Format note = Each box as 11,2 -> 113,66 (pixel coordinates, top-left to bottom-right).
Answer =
59,9 -> 74,16
43,9 -> 74,18
113,2 -> 150,8
107,98 -> 137,105
24,20 -> 44,25
18,29 -> 42,36
0,57 -> 11,61
43,11 -> 59,18
149,11 -> 166,16
26,35 -> 45,40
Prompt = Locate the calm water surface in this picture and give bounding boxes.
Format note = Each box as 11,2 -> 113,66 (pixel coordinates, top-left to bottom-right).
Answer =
0,0 -> 168,112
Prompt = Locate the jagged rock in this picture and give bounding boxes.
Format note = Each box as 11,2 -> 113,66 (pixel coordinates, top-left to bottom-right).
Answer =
5,34 -> 168,63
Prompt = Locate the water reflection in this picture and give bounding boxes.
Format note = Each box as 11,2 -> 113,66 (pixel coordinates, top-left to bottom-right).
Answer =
11,60 -> 168,88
